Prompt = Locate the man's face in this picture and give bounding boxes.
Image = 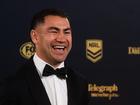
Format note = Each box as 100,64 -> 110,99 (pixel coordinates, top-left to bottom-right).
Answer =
31,16 -> 72,66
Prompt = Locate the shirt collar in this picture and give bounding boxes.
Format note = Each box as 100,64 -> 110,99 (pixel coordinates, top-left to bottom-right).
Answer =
33,53 -> 64,76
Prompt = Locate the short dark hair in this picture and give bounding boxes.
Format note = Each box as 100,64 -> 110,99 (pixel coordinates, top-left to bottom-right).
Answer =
30,9 -> 69,31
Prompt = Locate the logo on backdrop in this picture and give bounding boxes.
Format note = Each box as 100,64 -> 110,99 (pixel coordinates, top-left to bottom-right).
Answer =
86,39 -> 103,63
19,42 -> 35,59
88,83 -> 119,100
128,46 -> 140,55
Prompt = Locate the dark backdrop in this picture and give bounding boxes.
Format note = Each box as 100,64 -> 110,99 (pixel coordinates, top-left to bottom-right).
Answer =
0,0 -> 140,105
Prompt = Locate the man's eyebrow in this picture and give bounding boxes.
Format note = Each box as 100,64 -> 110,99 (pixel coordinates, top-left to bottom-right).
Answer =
64,28 -> 71,31
48,27 -> 71,31
48,27 -> 59,31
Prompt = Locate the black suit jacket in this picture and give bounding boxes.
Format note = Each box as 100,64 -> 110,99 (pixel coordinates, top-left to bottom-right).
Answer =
2,59 -> 90,105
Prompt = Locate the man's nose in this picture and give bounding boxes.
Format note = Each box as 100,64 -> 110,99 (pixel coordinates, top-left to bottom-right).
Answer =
56,32 -> 66,42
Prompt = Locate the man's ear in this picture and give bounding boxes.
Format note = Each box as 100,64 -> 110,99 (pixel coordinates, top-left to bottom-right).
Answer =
30,30 -> 38,44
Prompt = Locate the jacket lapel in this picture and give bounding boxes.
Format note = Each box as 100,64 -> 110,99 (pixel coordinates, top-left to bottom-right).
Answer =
24,59 -> 51,105
66,68 -> 78,105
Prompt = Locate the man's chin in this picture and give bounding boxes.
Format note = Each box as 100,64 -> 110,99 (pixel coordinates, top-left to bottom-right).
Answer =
52,55 -> 67,64
56,59 -> 65,63
55,58 -> 66,63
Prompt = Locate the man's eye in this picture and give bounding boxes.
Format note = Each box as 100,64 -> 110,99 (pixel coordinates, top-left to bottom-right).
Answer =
49,31 -> 57,33
65,31 -> 71,34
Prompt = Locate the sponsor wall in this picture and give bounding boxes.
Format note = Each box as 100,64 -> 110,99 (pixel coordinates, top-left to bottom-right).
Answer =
1,0 -> 140,105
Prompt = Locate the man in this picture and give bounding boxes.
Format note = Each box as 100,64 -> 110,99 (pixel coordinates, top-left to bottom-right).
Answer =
3,9 -> 90,105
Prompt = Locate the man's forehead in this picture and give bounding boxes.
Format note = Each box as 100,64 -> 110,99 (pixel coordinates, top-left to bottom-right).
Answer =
44,16 -> 71,29
35,16 -> 70,30
44,15 -> 69,22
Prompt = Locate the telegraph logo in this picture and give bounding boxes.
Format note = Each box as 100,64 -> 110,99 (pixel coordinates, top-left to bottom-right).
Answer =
86,39 -> 103,63
88,83 -> 119,100
19,42 -> 35,59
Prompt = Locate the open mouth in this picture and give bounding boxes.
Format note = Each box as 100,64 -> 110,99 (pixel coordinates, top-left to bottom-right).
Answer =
52,45 -> 66,52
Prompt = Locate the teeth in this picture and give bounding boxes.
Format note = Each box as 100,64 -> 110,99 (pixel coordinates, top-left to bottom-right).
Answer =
53,45 -> 65,49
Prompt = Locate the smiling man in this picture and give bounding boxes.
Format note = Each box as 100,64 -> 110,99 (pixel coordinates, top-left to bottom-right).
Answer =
30,14 -> 72,67
3,9 -> 90,105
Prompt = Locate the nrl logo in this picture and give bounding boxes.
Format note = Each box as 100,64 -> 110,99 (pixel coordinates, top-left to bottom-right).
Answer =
86,39 -> 103,63
19,42 -> 35,59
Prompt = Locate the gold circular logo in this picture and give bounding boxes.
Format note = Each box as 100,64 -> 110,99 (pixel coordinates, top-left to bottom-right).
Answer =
19,42 -> 35,59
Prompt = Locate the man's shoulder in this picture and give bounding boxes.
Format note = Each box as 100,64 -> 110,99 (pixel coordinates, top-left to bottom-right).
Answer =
18,58 -> 34,70
66,66 -> 88,84
6,59 -> 34,82
17,58 -> 35,74
5,59 -> 35,88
